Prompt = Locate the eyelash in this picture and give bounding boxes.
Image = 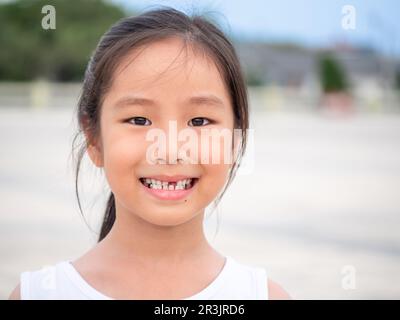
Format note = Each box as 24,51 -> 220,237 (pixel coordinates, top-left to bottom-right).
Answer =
126,117 -> 213,127
188,117 -> 212,127
127,117 -> 152,126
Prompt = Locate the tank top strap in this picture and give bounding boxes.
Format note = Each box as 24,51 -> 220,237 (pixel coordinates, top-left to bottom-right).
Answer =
20,264 -> 59,299
253,266 -> 269,299
226,256 -> 269,300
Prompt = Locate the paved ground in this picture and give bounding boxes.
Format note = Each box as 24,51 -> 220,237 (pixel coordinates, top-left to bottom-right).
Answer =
1,105 -> 400,299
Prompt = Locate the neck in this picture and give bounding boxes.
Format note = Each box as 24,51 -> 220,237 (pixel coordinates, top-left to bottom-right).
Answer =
100,202 -> 217,266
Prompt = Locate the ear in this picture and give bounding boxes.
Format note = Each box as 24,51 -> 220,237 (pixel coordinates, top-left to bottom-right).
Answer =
82,116 -> 104,168
87,142 -> 104,168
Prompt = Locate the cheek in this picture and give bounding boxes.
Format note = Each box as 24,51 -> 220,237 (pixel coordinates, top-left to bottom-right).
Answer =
101,127 -> 147,183
197,129 -> 234,165
197,163 -> 231,200
197,128 -> 234,198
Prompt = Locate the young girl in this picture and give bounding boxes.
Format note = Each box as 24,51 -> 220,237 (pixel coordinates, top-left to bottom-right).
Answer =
9,7 -> 290,300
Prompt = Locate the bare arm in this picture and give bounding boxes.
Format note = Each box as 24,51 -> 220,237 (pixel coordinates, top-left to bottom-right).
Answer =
8,283 -> 21,300
268,279 -> 292,300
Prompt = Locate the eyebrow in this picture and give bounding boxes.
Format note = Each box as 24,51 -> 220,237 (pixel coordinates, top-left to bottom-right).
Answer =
113,94 -> 225,109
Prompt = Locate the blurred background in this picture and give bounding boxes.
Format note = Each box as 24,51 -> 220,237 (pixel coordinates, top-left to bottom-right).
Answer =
1,0 -> 400,299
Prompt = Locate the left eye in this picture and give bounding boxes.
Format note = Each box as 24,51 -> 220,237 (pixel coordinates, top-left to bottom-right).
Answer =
127,117 -> 152,126
188,117 -> 211,127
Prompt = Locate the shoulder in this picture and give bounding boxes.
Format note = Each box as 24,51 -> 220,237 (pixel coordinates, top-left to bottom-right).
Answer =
267,279 -> 292,300
8,283 -> 21,300
228,257 -> 292,300
11,264 -> 60,300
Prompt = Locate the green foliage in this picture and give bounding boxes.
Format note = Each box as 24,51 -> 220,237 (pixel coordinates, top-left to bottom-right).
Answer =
318,53 -> 349,93
395,67 -> 400,92
0,0 -> 127,81
245,69 -> 265,87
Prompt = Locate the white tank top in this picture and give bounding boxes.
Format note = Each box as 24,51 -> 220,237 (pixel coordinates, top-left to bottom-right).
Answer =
19,256 -> 268,300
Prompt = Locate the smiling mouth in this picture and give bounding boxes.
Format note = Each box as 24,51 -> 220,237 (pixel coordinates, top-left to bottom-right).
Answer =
139,177 -> 199,191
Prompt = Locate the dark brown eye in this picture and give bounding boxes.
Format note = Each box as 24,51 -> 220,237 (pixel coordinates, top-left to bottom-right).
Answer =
129,117 -> 151,126
188,117 -> 210,127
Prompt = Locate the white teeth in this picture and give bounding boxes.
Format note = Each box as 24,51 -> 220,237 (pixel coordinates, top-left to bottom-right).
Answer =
142,178 -> 195,190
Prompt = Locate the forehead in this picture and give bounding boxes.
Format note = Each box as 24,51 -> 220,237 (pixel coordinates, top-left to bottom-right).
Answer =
107,37 -> 230,103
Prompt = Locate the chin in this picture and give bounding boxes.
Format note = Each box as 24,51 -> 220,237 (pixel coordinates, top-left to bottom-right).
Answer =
137,205 -> 203,227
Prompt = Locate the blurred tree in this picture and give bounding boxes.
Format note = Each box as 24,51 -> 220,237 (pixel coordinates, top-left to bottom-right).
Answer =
395,67 -> 400,92
0,0 -> 127,81
318,53 -> 349,93
395,67 -> 400,108
318,53 -> 353,114
245,69 -> 265,87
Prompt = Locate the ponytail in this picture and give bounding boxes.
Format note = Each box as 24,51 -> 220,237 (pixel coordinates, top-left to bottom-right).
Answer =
98,192 -> 116,242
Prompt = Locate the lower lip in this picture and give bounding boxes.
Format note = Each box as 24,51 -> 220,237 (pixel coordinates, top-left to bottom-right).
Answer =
140,179 -> 197,201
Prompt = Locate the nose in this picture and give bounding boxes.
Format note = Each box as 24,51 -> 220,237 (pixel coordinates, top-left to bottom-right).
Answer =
154,157 -> 185,165
149,119 -> 190,165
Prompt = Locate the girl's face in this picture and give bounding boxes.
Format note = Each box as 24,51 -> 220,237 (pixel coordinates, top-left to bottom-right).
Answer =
88,37 -> 235,226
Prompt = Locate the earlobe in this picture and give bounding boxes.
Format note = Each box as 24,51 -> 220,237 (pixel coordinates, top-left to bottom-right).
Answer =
87,144 -> 104,168
82,119 -> 104,168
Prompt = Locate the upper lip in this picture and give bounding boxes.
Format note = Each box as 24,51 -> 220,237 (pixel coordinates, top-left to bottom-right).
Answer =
140,175 -> 198,182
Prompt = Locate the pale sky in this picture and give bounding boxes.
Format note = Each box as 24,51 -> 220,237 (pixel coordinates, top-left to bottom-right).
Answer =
112,0 -> 400,56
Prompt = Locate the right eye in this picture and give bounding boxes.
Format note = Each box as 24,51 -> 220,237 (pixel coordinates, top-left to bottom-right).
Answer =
127,117 -> 152,126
